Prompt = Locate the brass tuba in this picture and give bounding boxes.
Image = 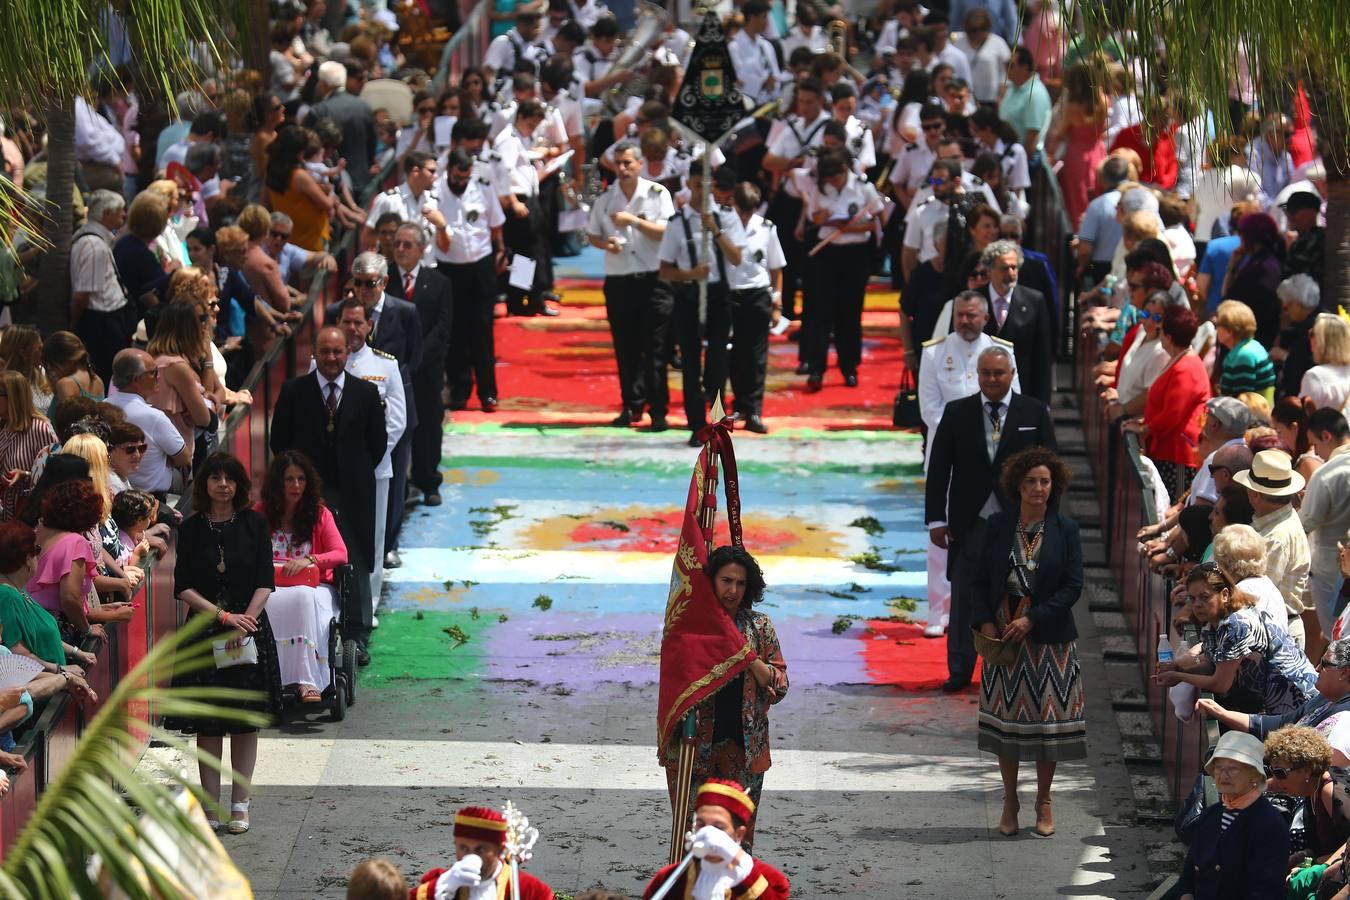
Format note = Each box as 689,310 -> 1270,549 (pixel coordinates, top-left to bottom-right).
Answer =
602,0 -> 674,114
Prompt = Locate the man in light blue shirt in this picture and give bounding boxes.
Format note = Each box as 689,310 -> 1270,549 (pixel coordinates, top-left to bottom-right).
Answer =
947,0 -> 1019,43
263,211 -> 337,287
1076,157 -> 1131,285
998,47 -> 1051,155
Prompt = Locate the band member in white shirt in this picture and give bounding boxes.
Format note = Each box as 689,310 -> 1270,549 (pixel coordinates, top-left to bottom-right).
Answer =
483,6 -> 546,98
435,148 -> 507,412
659,169 -> 744,445
587,141 -> 675,430
729,0 -> 785,107
801,150 -> 884,392
722,181 -> 786,434
492,100 -> 556,316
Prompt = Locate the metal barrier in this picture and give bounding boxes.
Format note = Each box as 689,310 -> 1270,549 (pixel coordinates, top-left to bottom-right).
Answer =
0,146 -> 401,855
430,0 -> 491,95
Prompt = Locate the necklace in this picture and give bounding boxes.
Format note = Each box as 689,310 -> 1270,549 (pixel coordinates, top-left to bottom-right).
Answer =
1018,518 -> 1044,571
206,511 -> 236,574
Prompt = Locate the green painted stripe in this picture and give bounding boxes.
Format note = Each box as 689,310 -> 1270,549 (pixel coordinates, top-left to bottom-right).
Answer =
361,610 -> 491,687
439,453 -> 924,478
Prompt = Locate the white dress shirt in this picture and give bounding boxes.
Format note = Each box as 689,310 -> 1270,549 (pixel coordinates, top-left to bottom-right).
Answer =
780,24 -> 826,59
657,205 -> 743,285
73,97 -> 126,166
366,181 -> 441,265
70,222 -> 130,313
587,177 -> 674,275
723,214 -> 785,290
493,126 -> 541,197
729,31 -> 783,106
917,332 -> 1021,470
434,175 -> 505,264
805,173 -> 883,245
767,113 -> 831,198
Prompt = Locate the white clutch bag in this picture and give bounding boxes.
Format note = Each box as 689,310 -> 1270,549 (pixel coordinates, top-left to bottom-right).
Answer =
212,636 -> 258,669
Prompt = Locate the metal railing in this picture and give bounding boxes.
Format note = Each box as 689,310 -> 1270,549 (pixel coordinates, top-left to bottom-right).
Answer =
1026,163 -> 1077,359
431,0 -> 492,95
0,148 -> 401,856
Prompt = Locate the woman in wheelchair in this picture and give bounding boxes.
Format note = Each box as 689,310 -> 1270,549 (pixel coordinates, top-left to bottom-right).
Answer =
257,450 -> 348,704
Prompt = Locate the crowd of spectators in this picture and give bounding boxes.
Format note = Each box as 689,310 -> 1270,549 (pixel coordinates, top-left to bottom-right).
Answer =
0,0 -> 1339,894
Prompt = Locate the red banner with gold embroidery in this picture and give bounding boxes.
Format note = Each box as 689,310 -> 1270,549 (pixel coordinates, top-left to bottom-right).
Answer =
656,415 -> 756,750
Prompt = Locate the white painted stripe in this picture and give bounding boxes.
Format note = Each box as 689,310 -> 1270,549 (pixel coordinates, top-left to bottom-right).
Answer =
246,739 -> 1097,793
393,548 -> 925,588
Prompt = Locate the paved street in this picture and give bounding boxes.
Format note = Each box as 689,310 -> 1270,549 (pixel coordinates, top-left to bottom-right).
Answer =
143,279 -> 1156,897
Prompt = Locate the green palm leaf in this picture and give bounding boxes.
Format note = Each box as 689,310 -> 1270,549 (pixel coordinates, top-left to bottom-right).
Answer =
1,613 -> 266,898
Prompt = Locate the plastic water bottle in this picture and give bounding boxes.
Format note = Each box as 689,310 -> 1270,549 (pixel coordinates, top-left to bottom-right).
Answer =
1157,633 -> 1174,664
1176,638 -> 1190,659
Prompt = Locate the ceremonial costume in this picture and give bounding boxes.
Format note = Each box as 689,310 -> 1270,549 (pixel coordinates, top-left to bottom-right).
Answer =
764,111 -> 829,325
436,172 -> 506,409
643,856 -> 790,900
720,213 -> 784,426
411,806 -> 554,900
494,124 -> 553,316
367,181 -> 442,267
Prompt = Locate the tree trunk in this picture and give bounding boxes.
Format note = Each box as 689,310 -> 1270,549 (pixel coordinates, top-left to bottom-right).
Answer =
1306,76 -> 1349,312
36,97 -> 76,335
245,0 -> 272,86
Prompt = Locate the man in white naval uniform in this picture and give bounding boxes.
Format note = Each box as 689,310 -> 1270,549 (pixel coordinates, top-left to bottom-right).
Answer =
917,290 -> 1019,637
331,297 -> 406,601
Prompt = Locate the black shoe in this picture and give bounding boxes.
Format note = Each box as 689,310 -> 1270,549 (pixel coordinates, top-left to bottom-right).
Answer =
941,676 -> 971,693
481,397 -> 498,412
356,645 -> 372,667
687,432 -> 703,447
649,415 -> 669,433
745,415 -> 768,434
424,493 -> 442,507
448,400 -> 468,411
804,374 -> 823,393
543,291 -> 562,303
794,362 -> 811,375
537,304 -> 561,316
610,411 -> 634,427
844,373 -> 859,387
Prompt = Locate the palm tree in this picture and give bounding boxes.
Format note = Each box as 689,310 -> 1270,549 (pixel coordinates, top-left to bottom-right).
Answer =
1066,0 -> 1349,308
0,615 -> 264,899
0,0 -> 249,333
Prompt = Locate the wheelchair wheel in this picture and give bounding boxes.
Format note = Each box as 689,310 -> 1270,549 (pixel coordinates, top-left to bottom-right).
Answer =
330,674 -> 348,722
343,639 -> 359,707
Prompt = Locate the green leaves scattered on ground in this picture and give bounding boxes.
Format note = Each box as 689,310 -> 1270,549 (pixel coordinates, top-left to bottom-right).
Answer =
597,520 -> 631,532
849,516 -> 885,536
532,594 -> 554,611
442,625 -> 470,646
886,596 -> 919,614
848,549 -> 901,573
468,505 -> 518,539
832,615 -> 865,634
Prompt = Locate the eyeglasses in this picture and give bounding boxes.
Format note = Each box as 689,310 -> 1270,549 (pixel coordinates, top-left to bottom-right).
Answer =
1265,763 -> 1293,778
1142,310 -> 1164,322
417,105 -> 436,114
209,301 -> 221,311
392,239 -> 419,249
270,230 -> 291,240
1207,464 -> 1230,476
1317,658 -> 1346,670
970,269 -> 989,279
117,443 -> 148,455
353,277 -> 382,288
922,122 -> 944,131
138,369 -> 161,380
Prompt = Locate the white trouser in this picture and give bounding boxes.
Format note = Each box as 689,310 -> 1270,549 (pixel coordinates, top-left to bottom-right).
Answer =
269,584 -> 337,690
927,543 -> 950,627
371,476 -> 390,602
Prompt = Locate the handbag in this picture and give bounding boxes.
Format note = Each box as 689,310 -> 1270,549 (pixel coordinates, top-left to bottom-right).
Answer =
973,629 -> 1019,667
212,636 -> 258,669
892,368 -> 922,428
274,562 -> 321,589
1173,772 -> 1207,844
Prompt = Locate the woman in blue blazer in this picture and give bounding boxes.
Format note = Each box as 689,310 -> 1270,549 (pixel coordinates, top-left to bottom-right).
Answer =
972,446 -> 1086,838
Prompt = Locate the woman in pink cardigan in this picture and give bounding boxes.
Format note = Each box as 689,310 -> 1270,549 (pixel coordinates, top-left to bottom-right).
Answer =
1126,305 -> 1212,502
256,450 -> 348,703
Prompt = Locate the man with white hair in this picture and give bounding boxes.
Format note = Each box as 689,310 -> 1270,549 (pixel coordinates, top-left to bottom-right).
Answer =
982,239 -> 1054,402
1271,273 -> 1322,396
1247,113 -> 1294,202
70,189 -> 135,383
307,58 -> 376,193
1300,409 -> 1350,642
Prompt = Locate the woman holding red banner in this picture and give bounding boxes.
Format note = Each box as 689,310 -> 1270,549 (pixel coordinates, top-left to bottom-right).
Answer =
257,450 -> 347,705
662,546 -> 789,850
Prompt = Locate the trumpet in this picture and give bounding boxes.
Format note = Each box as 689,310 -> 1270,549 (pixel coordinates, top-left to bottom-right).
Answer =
826,18 -> 867,85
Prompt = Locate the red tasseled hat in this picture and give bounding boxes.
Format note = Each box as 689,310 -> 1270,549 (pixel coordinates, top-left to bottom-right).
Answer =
694,778 -> 755,825
454,805 -> 508,845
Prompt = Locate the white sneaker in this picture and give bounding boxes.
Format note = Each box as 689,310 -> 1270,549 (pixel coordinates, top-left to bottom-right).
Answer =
923,623 -> 945,638
371,615 -> 380,630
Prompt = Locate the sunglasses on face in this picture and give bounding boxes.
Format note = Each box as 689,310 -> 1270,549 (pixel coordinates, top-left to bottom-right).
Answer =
418,105 -> 435,114
270,230 -> 291,240
353,277 -> 382,288
970,269 -> 989,279
1142,310 -> 1164,322
1208,464 -> 1229,476
1265,763 -> 1294,778
393,239 -> 419,249
117,443 -> 148,455
922,122 -> 944,131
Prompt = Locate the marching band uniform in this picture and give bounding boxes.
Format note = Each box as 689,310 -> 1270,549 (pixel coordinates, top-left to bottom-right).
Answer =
765,110 -> 831,327
642,781 -> 790,900
494,123 -> 553,316
721,209 -> 784,430
411,807 -> 554,900
436,170 -> 506,410
916,330 -> 1020,637
728,28 -> 784,107
366,180 -> 442,267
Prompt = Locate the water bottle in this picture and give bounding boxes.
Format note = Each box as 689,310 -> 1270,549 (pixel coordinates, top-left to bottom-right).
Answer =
1157,633 -> 1174,664
1100,274 -> 1119,299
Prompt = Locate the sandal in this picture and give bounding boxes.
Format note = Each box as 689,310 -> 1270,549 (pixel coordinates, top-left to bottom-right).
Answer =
299,685 -> 323,704
1032,798 -> 1055,837
226,800 -> 250,834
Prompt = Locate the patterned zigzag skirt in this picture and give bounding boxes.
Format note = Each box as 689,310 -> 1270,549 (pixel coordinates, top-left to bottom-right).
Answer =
978,596 -> 1088,762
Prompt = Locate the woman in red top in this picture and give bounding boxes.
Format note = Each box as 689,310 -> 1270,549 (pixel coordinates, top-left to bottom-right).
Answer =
256,450 -> 347,703
1126,305 -> 1211,502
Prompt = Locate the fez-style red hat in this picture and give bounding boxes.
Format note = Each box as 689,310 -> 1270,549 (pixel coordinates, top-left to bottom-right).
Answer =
454,806 -> 508,845
694,779 -> 755,824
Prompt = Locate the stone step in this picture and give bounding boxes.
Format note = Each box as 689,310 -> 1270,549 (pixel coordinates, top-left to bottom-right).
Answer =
1123,739 -> 1162,764
1111,686 -> 1149,710
1132,773 -> 1177,822
1102,633 -> 1141,661
1093,611 -> 1129,634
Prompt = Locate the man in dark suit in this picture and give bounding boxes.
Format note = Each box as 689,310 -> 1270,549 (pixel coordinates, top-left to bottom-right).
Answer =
271,326 -> 387,663
326,251 -> 423,569
306,59 -> 377,194
388,222 -> 454,506
981,239 -> 1055,403
924,344 -> 1057,691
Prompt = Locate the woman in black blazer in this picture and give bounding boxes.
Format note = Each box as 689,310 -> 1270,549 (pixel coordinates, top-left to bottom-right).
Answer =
972,446 -> 1086,838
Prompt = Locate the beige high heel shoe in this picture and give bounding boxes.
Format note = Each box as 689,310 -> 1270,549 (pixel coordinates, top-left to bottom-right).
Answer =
1032,798 -> 1055,837
998,795 -> 1020,836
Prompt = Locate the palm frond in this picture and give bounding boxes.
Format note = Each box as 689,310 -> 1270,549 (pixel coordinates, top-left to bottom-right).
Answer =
1,613 -> 266,899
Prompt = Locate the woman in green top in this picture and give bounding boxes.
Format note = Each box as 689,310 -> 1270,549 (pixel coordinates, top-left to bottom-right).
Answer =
1216,299 -> 1276,403
0,520 -> 96,671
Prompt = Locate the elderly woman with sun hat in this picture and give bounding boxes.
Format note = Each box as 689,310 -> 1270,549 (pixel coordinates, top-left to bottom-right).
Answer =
1232,448 -> 1313,650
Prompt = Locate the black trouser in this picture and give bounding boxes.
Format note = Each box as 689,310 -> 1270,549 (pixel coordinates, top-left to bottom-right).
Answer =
411,361 -> 445,497
440,255 -> 498,405
501,192 -> 552,315
538,176 -> 564,261
671,281 -> 731,429
804,242 -> 870,377
765,193 -> 804,321
77,304 -> 136,386
384,434 -> 412,555
604,272 -> 673,418
947,522 -> 985,681
327,488 -> 373,645
728,286 -> 773,419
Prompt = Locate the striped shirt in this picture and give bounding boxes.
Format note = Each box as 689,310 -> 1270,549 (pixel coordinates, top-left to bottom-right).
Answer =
1220,338 -> 1276,401
0,417 -> 58,520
